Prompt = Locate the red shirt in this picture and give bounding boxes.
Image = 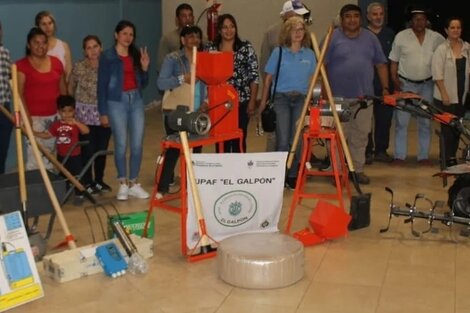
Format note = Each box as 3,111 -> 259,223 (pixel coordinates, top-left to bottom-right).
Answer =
16,56 -> 64,116
48,120 -> 80,157
120,55 -> 137,91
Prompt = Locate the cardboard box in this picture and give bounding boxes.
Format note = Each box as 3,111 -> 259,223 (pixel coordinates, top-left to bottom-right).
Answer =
42,235 -> 153,283
108,211 -> 154,238
0,211 -> 44,312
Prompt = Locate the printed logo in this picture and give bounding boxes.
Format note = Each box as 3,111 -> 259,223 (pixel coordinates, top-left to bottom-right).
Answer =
213,190 -> 257,227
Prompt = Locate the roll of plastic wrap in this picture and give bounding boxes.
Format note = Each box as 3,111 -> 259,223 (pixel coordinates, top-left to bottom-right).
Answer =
217,232 -> 304,289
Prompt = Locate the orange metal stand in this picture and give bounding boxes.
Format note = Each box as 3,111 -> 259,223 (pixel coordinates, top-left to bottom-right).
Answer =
285,127 -> 351,234
143,130 -> 243,258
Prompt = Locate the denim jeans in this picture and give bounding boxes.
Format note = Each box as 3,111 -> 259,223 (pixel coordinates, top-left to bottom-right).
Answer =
273,92 -> 304,178
108,90 -> 145,181
394,79 -> 433,161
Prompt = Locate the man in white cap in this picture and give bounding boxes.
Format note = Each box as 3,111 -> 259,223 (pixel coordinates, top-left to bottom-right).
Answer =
389,6 -> 444,166
259,0 -> 310,151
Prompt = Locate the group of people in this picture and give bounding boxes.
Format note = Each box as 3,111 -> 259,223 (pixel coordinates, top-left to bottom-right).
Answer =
155,1 -> 468,191
0,1 -> 468,203
155,4 -> 261,197
256,1 -> 468,187
0,12 -> 151,202
364,3 -> 469,176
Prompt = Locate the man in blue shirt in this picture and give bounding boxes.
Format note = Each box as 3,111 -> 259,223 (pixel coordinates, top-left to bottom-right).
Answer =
325,4 -> 389,184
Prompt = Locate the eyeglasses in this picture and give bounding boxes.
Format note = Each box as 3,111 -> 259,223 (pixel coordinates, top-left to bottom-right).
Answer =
293,28 -> 305,33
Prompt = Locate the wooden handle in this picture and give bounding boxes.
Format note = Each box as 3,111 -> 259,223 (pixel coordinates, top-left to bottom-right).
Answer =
10,64 -> 27,206
287,25 -> 334,169
10,65 -> 76,249
179,131 -> 210,247
180,47 -> 211,247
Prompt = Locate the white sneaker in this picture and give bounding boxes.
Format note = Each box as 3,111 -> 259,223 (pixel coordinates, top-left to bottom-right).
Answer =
116,184 -> 129,201
128,183 -> 150,199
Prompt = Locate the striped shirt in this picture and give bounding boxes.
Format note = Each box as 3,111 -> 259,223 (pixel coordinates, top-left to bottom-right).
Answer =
0,46 -> 11,105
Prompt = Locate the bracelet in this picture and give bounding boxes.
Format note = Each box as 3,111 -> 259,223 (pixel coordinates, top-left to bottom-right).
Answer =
177,75 -> 184,85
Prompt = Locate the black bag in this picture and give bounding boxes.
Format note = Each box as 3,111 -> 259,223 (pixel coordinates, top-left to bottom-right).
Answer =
261,101 -> 276,132
261,47 -> 282,133
348,193 -> 371,230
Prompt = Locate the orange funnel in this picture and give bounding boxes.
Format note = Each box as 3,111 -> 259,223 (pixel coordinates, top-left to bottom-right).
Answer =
197,51 -> 234,85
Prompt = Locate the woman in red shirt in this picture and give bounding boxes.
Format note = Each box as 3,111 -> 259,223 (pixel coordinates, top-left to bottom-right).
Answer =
17,27 -> 66,170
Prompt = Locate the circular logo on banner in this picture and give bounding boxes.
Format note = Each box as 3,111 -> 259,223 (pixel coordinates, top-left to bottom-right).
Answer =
214,190 -> 257,227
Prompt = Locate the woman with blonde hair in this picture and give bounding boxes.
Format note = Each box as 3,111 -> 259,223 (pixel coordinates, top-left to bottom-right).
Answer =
258,16 -> 316,189
35,11 -> 72,81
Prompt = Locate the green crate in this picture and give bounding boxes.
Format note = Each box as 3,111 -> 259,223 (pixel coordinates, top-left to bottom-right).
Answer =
108,211 -> 154,238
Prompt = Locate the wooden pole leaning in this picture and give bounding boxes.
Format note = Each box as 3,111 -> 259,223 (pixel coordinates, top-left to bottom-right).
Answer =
10,64 -> 77,249
183,47 -> 216,261
10,64 -> 28,225
286,25 -> 334,169
179,131 -> 217,260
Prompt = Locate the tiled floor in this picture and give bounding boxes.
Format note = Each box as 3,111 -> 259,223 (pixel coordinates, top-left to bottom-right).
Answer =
10,107 -> 470,313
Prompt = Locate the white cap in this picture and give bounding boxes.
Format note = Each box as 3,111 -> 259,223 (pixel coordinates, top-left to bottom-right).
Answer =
280,0 -> 309,16
410,10 -> 426,14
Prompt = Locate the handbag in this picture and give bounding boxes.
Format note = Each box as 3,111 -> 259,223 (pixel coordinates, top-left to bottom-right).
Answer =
162,55 -> 191,110
261,102 -> 276,132
261,47 -> 282,132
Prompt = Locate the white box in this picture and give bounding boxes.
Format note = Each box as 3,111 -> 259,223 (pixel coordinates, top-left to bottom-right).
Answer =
42,235 -> 153,283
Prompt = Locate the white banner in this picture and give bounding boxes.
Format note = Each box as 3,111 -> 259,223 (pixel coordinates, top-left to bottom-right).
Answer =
186,152 -> 287,248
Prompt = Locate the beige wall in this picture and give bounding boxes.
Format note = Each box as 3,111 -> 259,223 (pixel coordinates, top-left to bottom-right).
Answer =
162,0 -> 355,55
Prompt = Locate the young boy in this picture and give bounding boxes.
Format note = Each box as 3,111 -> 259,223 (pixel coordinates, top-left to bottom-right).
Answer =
35,95 -> 90,202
